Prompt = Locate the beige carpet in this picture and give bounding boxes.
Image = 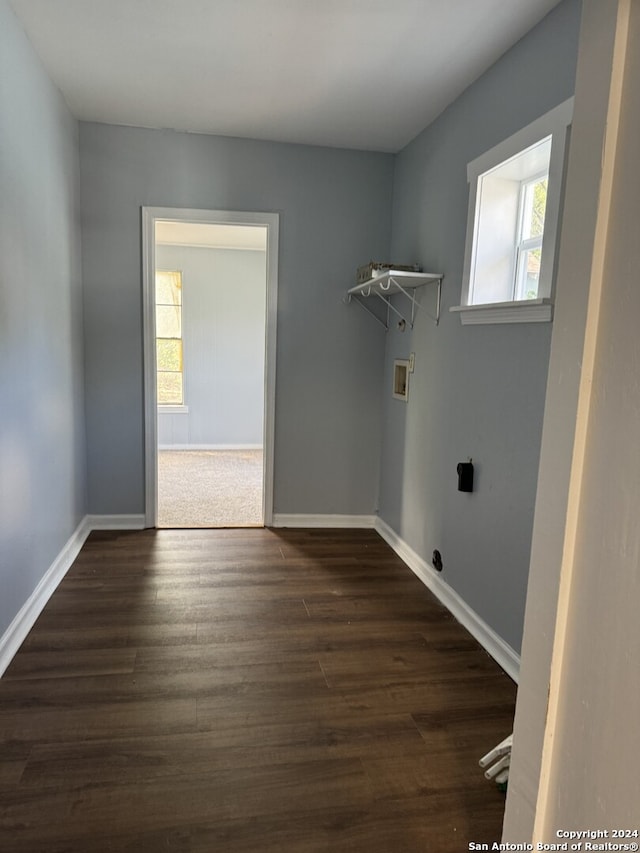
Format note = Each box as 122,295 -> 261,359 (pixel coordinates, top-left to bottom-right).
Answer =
157,449 -> 263,528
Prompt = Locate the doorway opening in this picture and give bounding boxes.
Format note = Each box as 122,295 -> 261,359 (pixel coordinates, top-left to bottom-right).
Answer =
142,208 -> 279,528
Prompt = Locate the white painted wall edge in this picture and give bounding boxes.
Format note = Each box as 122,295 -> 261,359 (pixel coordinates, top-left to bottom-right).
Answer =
158,444 -> 263,451
374,517 -> 521,683
271,514 -> 377,529
0,513 -> 147,677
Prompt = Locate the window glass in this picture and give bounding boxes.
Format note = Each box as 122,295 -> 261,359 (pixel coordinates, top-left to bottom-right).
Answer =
155,270 -> 183,405
522,176 -> 548,240
514,174 -> 548,300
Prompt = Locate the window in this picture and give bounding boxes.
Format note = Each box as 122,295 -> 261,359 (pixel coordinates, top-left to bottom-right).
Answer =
453,98 -> 573,324
155,270 -> 184,405
514,172 -> 547,301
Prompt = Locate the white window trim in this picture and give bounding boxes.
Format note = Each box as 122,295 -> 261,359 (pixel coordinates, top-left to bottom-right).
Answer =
158,405 -> 189,414
452,97 -> 573,325
451,298 -> 553,325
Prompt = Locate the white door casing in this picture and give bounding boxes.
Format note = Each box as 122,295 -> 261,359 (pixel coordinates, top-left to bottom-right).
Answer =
142,206 -> 279,527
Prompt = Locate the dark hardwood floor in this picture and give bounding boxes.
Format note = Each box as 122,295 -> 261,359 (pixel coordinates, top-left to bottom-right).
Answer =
0,528 -> 516,852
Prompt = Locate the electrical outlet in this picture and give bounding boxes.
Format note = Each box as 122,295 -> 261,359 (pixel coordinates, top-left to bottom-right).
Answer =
432,549 -> 443,572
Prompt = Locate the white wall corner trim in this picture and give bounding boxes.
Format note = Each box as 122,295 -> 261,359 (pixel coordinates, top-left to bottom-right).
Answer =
271,514 -> 377,529
0,516 -> 92,677
374,516 -> 521,683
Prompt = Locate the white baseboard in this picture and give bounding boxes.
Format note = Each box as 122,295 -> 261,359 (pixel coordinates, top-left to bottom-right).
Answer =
0,515 -> 92,677
272,514 -> 376,529
158,444 -> 263,451
87,514 -> 146,530
374,516 -> 520,683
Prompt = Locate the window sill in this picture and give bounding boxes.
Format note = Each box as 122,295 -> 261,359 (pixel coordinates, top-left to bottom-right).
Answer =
158,405 -> 189,414
450,298 -> 553,325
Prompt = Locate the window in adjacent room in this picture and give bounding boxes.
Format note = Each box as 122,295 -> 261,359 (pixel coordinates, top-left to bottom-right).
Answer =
155,270 -> 184,406
452,98 -> 572,324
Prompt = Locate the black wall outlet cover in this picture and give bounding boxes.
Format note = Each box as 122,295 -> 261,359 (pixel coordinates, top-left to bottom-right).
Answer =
457,461 -> 474,492
432,549 -> 443,572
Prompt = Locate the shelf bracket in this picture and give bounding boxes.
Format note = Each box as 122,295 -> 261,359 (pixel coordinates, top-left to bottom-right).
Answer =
389,277 -> 420,326
345,271 -> 443,330
346,293 -> 389,329
376,290 -> 408,326
423,277 -> 442,326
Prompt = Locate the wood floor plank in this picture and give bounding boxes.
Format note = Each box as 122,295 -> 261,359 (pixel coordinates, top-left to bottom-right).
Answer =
1,760 -> 372,848
3,647 -> 137,681
0,697 -> 197,744
338,672 -> 516,718
18,713 -> 425,790
0,796 -> 504,853
0,759 -> 26,791
195,620 -> 434,649
303,592 -> 451,623
0,527 -> 516,851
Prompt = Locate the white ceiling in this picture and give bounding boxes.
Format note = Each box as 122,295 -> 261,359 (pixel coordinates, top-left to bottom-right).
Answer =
156,221 -> 267,251
10,0 -> 563,153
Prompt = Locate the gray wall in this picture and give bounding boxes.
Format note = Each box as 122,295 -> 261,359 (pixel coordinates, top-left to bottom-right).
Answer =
378,0 -> 582,653
156,245 -> 266,448
79,124 -> 393,515
0,1 -> 86,635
